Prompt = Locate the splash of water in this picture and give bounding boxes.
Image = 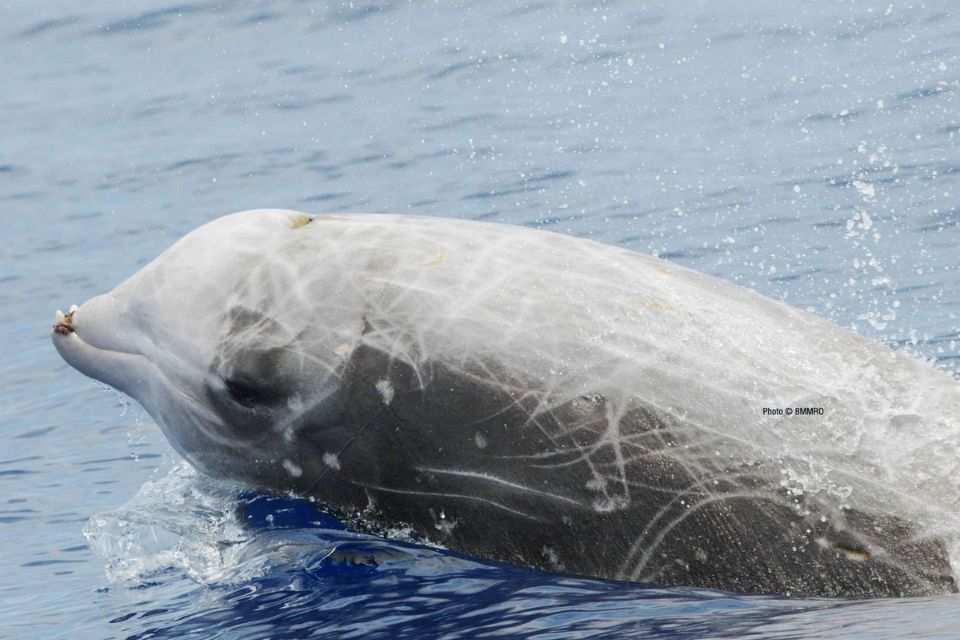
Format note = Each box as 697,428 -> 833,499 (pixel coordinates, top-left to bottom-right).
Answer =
83,464 -> 256,584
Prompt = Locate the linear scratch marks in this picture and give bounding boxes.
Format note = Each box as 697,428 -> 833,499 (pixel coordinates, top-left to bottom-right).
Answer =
417,467 -> 584,506
619,469 -> 772,580
355,482 -> 543,521
360,317 -> 428,390
304,421 -> 373,496
601,400 -> 631,509
631,491 -> 786,583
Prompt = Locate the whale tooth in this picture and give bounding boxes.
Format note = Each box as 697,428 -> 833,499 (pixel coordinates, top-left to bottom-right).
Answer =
56,309 -> 66,324
69,304 -> 79,315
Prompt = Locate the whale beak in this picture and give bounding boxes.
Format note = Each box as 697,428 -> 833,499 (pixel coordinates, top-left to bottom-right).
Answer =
51,297 -> 152,398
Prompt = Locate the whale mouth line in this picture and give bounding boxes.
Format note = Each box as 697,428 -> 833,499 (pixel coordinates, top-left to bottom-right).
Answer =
53,306 -> 141,359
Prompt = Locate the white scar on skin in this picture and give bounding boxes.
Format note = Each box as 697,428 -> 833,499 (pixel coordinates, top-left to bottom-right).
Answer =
417,467 -> 583,506
282,459 -> 304,477
375,379 -> 394,405
322,452 -> 341,471
355,482 -> 543,521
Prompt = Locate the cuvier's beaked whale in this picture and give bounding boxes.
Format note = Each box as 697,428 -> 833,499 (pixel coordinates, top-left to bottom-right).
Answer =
53,209 -> 960,597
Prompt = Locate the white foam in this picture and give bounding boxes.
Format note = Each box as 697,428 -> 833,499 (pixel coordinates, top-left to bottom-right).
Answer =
83,463 -> 255,585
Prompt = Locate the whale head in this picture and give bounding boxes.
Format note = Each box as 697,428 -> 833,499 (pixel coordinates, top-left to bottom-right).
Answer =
52,210 -> 363,488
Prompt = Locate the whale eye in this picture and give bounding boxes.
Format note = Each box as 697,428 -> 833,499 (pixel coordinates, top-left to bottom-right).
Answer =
224,375 -> 274,407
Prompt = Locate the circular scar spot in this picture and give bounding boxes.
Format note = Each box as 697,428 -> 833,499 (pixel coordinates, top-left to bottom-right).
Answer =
375,379 -> 394,405
286,395 -> 304,412
322,452 -> 341,470
282,459 -> 303,477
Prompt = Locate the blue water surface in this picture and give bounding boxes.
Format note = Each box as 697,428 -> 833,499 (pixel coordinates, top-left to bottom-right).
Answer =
2,1 -> 960,638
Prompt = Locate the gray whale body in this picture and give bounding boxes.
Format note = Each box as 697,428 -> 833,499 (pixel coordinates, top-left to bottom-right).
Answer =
53,210 -> 960,597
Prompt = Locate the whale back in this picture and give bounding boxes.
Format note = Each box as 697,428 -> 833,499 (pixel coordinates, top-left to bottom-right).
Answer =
189,213 -> 960,596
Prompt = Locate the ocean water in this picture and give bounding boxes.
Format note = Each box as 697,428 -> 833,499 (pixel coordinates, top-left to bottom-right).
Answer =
2,0 -> 960,638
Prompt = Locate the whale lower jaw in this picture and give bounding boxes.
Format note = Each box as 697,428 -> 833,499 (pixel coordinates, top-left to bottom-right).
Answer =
52,304 -> 151,398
